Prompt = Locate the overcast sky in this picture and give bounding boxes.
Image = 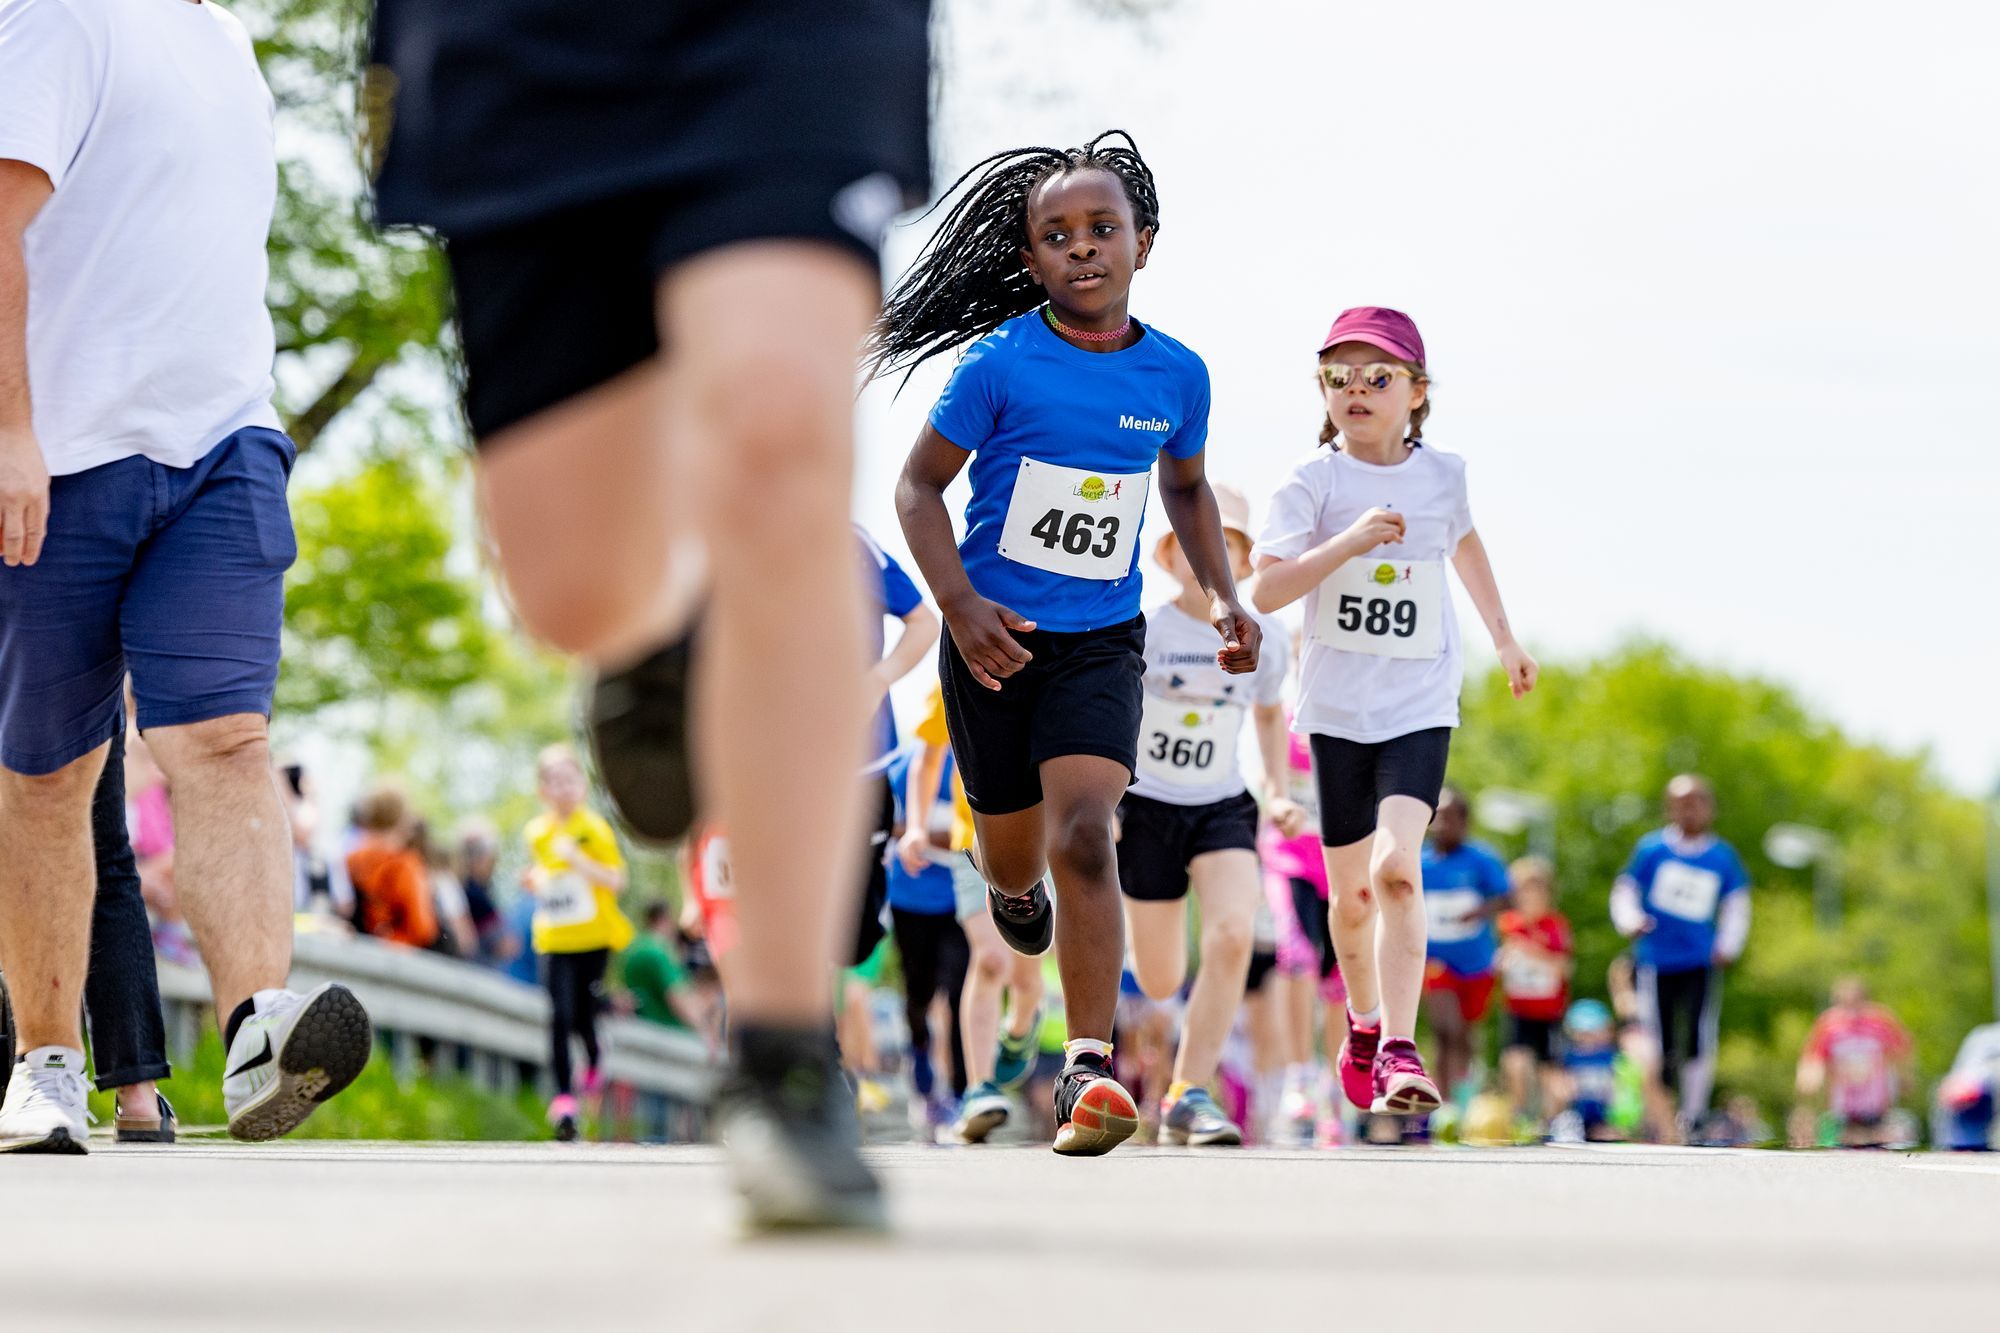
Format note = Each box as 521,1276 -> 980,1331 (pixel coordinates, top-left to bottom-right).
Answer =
855,0 -> 2000,795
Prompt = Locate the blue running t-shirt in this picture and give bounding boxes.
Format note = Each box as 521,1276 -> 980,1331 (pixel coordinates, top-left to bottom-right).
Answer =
927,310 -> 1210,632
1622,830 -> 1749,973
1421,840 -> 1511,976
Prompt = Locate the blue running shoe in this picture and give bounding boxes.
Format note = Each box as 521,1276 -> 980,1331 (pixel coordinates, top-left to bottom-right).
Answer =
993,1007 -> 1042,1092
1161,1086 -> 1242,1147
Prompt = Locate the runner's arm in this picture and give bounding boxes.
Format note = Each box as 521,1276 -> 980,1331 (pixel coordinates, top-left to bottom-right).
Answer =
896,425 -> 1035,690
1158,452 -> 1257,673
1610,877 -> 1650,936
1250,509 -> 1404,614
872,602 -> 939,696
1714,890 -> 1750,964
1252,700 -> 1291,803
1452,528 -> 1536,698
899,742 -> 948,873
0,159 -> 52,568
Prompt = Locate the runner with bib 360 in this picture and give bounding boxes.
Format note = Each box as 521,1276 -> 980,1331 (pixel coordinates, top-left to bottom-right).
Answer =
873,131 -> 1261,1158
1251,307 -> 1536,1122
1119,484 -> 1291,1147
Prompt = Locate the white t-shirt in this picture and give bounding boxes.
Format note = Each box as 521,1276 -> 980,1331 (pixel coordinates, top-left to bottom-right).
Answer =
1253,444 -> 1473,743
1128,600 -> 1289,807
0,0 -> 281,476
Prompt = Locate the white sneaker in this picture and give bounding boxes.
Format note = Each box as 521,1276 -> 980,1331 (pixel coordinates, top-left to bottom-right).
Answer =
224,983 -> 372,1141
0,1046 -> 91,1155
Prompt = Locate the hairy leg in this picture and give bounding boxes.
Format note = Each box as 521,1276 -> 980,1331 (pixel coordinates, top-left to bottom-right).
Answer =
144,715 -> 293,1024
0,746 -> 106,1052
1037,755 -> 1129,1045
1172,850 -> 1260,1087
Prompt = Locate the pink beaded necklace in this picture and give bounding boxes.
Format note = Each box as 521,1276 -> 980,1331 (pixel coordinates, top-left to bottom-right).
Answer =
1043,304 -> 1131,344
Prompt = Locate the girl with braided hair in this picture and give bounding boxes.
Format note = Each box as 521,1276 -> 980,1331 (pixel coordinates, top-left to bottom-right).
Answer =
876,131 -> 1261,1157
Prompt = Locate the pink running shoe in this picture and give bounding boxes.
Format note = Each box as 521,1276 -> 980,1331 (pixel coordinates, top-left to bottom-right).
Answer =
1371,1038 -> 1442,1116
1337,1013 -> 1380,1111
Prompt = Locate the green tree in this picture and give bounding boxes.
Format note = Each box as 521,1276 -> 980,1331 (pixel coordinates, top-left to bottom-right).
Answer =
1447,641 -> 1990,1115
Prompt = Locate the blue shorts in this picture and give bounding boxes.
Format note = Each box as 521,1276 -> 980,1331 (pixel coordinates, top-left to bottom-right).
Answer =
0,428 -> 297,776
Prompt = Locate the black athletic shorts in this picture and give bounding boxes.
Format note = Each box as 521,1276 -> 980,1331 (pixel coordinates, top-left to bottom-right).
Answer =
1245,949 -> 1278,995
848,774 -> 894,968
368,0 -> 933,440
1308,727 -> 1453,847
939,616 -> 1146,817
1505,1014 -> 1559,1063
1115,791 -> 1261,902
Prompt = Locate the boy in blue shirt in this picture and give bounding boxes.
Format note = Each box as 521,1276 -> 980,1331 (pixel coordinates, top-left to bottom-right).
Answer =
1419,788 -> 1511,1099
1611,774 -> 1751,1125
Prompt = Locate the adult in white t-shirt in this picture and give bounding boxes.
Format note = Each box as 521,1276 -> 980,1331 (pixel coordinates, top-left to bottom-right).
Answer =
0,0 -> 371,1153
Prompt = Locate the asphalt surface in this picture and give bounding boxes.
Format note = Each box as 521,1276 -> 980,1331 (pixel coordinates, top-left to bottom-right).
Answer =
8,1138 -> 1998,1331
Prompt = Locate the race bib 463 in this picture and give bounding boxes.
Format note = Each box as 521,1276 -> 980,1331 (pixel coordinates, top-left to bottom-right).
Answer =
998,458 -> 1150,581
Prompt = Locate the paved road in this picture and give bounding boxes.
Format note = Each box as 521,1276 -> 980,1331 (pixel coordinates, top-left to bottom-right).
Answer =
9,1139 -> 1998,1331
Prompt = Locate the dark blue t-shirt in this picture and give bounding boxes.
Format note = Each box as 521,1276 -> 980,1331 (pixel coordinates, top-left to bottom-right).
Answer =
1421,840 -> 1511,975
927,311 -> 1210,631
1622,830 -> 1749,973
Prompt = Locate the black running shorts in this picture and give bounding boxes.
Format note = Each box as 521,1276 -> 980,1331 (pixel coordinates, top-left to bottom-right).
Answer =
938,616 -> 1146,817
1505,1014 -> 1559,1063
367,0 -> 933,440
1308,727 -> 1453,847
1114,791 -> 1261,902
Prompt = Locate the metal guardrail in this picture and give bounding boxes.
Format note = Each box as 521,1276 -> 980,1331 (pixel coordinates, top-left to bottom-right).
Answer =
154,925 -> 720,1123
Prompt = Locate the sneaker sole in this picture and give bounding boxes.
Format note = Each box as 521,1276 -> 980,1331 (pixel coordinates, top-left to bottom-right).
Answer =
0,1125 -> 86,1155
588,636 -> 696,846
956,1103 -> 1010,1144
228,984 -> 373,1142
1371,1078 -> 1443,1117
1053,1080 -> 1139,1157
1188,1124 -> 1244,1147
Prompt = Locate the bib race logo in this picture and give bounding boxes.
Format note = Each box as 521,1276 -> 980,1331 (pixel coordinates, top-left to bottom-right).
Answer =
1372,562 -> 1398,586
1181,711 -> 1202,729
1072,476 -> 1125,502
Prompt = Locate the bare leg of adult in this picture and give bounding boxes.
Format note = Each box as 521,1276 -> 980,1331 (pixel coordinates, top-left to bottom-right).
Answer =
475,363 -> 695,667
142,715 -> 293,1024
1172,850 -> 1260,1088
0,746 -> 107,1055
1037,755 -> 1130,1045
660,244 -> 877,1025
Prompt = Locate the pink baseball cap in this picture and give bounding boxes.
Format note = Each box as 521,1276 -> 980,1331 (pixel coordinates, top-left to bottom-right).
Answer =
1318,307 -> 1426,365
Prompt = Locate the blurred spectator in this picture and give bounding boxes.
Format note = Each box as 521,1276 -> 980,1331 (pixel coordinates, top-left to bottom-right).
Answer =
501,891 -> 541,987
1496,856 -> 1572,1127
620,902 -> 717,1049
453,818 -> 508,965
413,819 -> 475,959
280,759 -> 353,920
345,784 -> 440,949
1791,977 -> 1914,1148
1936,1024 -> 2000,1151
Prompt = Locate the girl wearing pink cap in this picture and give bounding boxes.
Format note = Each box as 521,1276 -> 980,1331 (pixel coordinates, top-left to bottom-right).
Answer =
1251,307 -> 1536,1118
